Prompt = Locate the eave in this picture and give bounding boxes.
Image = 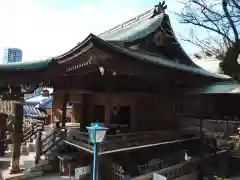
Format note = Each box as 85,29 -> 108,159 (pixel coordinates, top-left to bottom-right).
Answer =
57,33 -> 232,83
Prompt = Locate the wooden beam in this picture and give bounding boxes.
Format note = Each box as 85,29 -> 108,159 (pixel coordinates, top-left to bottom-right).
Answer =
98,137 -> 200,155
62,140 -> 93,154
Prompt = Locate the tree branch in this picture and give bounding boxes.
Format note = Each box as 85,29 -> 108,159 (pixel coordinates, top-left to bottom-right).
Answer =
232,0 -> 240,10
222,0 -> 239,41
178,0 -> 234,44
182,17 -> 234,44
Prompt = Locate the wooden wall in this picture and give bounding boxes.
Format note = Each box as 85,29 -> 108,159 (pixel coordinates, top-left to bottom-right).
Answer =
135,94 -> 177,131
64,91 -> 178,132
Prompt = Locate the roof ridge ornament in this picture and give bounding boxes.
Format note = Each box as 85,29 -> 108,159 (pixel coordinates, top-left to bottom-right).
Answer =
151,1 -> 167,18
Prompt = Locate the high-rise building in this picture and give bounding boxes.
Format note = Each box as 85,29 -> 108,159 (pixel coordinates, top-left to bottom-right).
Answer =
3,48 -> 22,63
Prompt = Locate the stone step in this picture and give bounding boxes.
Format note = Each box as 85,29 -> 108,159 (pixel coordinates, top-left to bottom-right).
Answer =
4,150 -> 12,158
1,169 -> 44,180
21,146 -> 29,156
6,147 -> 30,156
26,158 -> 53,173
7,144 -> 12,152
27,142 -> 36,152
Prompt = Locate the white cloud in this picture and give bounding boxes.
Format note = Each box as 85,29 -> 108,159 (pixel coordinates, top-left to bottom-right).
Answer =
0,0 -> 193,62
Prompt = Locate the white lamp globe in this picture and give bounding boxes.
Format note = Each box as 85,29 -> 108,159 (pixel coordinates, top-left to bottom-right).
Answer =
87,123 -> 108,144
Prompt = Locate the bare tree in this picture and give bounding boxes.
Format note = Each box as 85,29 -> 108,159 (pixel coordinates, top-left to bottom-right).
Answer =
177,0 -> 240,78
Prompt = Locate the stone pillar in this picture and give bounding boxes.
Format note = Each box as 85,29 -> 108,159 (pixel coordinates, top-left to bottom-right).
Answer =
35,131 -> 42,164
10,99 -> 23,174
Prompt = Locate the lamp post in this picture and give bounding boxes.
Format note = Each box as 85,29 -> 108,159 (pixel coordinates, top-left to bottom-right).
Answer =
87,123 -> 108,180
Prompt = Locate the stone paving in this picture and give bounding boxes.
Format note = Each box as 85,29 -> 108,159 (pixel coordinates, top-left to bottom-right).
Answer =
0,152 -> 35,171
0,154 -> 74,180
0,124 -> 82,180
32,174 -> 74,180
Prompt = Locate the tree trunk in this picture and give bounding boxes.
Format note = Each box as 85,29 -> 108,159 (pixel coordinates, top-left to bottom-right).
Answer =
221,40 -> 240,78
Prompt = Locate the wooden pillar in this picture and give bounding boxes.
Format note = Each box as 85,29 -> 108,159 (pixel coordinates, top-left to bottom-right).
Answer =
198,95 -> 205,180
130,97 -> 137,132
72,103 -> 82,123
10,89 -> 23,174
51,89 -> 56,124
80,94 -> 93,132
104,94 -> 112,127
61,91 -> 69,127
0,113 -> 8,156
52,90 -> 69,126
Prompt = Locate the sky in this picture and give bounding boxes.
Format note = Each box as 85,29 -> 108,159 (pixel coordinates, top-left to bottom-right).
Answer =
0,0 -> 198,62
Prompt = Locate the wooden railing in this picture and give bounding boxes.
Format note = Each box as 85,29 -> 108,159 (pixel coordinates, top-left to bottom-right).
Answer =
68,130 -> 184,153
131,150 -> 228,180
179,117 -> 239,137
0,101 -> 13,115
70,132 -> 93,151
22,121 -> 44,142
157,159 -> 199,180
39,129 -> 66,156
101,131 -> 178,152
132,159 -> 199,180
5,119 -> 44,144
34,128 -> 67,164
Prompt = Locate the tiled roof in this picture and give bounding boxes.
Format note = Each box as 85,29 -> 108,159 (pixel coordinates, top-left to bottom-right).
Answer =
0,101 -> 47,118
25,94 -> 50,105
189,81 -> 240,94
36,96 -> 72,109
0,2 -> 233,83
55,8 -> 231,80
192,57 -> 223,74
0,59 -> 55,71
25,88 -> 54,105
89,34 -> 232,80
99,9 -> 162,43
23,104 -> 47,118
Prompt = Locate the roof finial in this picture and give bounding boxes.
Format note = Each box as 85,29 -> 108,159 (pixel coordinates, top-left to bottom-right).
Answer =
151,1 -> 167,18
